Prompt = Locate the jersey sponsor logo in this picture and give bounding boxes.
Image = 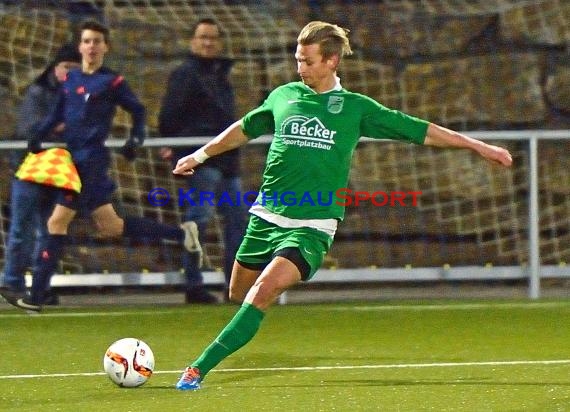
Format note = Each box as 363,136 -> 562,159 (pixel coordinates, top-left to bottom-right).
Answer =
279,116 -> 337,150
327,96 -> 344,114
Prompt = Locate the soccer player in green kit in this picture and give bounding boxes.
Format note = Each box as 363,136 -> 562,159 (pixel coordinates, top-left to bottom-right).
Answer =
173,21 -> 513,390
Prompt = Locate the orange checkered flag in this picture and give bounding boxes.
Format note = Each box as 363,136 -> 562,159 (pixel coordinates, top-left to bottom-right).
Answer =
15,148 -> 81,193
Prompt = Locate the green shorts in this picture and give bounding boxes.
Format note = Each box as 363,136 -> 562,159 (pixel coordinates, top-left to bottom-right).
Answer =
235,215 -> 334,281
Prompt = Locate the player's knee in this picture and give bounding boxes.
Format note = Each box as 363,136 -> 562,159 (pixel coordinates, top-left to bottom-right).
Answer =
47,216 -> 69,235
96,217 -> 124,238
248,279 -> 284,309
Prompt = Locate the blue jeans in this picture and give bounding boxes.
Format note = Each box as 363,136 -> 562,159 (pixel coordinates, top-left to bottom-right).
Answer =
181,167 -> 247,288
1,179 -> 57,291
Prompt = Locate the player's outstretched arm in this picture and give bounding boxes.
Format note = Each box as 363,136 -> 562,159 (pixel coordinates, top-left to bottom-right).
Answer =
173,120 -> 249,175
423,123 -> 513,167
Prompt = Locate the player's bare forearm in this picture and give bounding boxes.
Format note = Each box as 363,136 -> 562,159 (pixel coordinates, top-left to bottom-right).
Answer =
423,123 -> 513,167
172,120 -> 249,175
205,120 -> 249,155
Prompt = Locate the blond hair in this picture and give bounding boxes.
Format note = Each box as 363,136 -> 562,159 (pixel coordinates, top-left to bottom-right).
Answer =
297,21 -> 353,60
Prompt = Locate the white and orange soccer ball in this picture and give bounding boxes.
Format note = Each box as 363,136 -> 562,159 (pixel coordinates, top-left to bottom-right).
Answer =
103,338 -> 155,387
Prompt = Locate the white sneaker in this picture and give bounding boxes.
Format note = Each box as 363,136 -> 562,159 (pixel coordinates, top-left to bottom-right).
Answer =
180,221 -> 203,266
16,297 -> 42,312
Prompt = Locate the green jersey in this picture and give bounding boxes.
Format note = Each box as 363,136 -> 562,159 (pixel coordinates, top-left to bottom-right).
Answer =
241,81 -> 428,222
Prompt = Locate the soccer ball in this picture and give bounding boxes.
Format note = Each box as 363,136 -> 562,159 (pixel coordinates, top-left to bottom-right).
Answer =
103,338 -> 155,388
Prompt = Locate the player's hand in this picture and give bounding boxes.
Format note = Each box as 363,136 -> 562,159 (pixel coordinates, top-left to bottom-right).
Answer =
118,139 -> 137,161
119,135 -> 143,161
159,147 -> 173,161
173,154 -> 198,175
27,138 -> 43,154
481,144 -> 513,167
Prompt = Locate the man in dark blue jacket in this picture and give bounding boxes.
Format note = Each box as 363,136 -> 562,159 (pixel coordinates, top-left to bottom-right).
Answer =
159,18 -> 246,304
11,20 -> 201,312
0,43 -> 81,307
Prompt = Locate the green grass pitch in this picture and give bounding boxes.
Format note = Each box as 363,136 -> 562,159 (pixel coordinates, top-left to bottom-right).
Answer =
1,300 -> 569,411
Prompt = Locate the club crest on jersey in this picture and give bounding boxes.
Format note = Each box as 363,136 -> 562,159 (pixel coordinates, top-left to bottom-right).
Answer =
327,96 -> 344,114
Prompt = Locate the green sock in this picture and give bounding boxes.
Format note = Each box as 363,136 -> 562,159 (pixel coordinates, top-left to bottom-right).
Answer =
192,303 -> 265,378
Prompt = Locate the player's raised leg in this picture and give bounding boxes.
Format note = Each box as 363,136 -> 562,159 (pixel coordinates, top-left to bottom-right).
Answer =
91,204 -> 203,257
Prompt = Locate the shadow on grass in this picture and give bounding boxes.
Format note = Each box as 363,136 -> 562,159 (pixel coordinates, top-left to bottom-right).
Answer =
317,378 -> 570,387
146,377 -> 570,391
142,351 -> 570,390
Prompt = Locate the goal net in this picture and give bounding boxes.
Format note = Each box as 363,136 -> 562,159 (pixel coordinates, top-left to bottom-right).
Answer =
0,0 -> 568,278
